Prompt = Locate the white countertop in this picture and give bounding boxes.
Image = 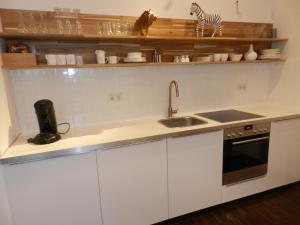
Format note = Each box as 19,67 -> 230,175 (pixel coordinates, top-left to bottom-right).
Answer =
2,105 -> 300,164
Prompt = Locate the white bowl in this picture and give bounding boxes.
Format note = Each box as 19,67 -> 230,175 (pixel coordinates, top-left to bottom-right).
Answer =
229,53 -> 243,62
127,52 -> 142,58
197,56 -> 211,62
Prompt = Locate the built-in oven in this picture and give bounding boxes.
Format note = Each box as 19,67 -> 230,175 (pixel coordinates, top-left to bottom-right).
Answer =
223,122 -> 271,185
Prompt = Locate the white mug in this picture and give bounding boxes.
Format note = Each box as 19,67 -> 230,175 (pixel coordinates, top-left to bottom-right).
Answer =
66,54 -> 76,65
96,56 -> 106,64
213,54 -> 222,62
106,56 -> 120,64
174,56 -> 180,63
56,54 -> 67,65
95,50 -> 105,57
75,55 -> 83,64
45,54 -> 57,65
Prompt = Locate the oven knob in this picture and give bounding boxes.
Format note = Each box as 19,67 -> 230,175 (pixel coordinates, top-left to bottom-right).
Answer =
231,133 -> 237,137
253,130 -> 257,134
238,132 -> 243,136
226,134 -> 232,138
263,129 -> 268,132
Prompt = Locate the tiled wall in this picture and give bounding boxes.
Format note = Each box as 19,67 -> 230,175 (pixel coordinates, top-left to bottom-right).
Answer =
11,64 -> 272,132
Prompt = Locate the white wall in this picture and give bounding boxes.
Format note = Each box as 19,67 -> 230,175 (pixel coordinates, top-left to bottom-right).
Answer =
268,0 -> 300,106
0,0 -> 274,23
11,64 -> 272,132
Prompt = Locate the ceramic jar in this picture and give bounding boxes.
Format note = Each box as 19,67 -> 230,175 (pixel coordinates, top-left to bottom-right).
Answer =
244,44 -> 258,61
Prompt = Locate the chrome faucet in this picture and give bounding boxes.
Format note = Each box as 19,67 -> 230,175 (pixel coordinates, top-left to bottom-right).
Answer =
168,80 -> 180,118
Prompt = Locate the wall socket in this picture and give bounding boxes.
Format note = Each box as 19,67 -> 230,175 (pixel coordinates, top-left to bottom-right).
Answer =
238,83 -> 247,90
109,92 -> 123,101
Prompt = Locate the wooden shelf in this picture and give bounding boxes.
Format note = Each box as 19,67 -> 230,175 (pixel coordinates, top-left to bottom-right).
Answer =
0,32 -> 288,43
2,59 -> 286,70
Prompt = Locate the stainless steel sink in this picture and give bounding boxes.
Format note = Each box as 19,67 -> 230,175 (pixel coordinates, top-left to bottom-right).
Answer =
159,116 -> 207,128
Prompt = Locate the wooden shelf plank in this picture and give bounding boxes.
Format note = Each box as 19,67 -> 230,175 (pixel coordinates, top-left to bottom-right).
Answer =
2,59 -> 286,70
0,32 -> 288,43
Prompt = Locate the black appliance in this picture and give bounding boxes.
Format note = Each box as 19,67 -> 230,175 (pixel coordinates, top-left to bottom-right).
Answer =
223,122 -> 270,185
196,109 -> 264,123
28,99 -> 61,145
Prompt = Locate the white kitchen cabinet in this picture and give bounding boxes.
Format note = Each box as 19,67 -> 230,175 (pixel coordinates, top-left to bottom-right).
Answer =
97,139 -> 168,225
167,131 -> 223,218
3,152 -> 102,225
267,118 -> 300,187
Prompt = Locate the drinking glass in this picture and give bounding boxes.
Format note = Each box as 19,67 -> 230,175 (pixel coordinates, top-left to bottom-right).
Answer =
28,13 -> 38,33
121,22 -> 131,35
103,22 -> 113,35
17,12 -> 28,33
96,22 -> 103,35
73,9 -> 82,34
113,22 -> 122,36
54,7 -> 64,34
39,12 -> 48,33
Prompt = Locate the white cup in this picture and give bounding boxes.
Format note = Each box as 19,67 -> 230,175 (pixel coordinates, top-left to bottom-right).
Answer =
45,54 -> 57,65
197,56 -> 211,62
106,56 -> 120,64
75,55 -> 83,64
95,50 -> 105,57
66,54 -> 76,65
174,56 -> 180,63
127,52 -> 142,58
56,54 -> 67,65
96,56 -> 106,64
213,54 -> 222,62
221,53 -> 229,62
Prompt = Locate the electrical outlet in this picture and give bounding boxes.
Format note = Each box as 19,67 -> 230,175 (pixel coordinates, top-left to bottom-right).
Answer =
109,92 -> 123,101
238,83 -> 247,90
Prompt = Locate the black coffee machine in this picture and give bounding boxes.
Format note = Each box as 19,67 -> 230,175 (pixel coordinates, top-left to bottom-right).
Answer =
28,99 -> 61,145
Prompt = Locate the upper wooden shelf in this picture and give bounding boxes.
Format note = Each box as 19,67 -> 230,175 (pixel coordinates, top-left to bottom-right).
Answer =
0,32 -> 288,43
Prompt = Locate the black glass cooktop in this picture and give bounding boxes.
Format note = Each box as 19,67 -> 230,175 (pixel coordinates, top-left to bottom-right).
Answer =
196,109 -> 264,123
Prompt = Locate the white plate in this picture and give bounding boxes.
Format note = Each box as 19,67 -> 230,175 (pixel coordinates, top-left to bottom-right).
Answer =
123,57 -> 146,63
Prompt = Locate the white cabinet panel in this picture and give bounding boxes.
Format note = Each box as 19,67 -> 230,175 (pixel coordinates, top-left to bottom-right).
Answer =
97,139 -> 168,225
168,131 -> 223,218
268,118 -> 300,187
4,152 -> 102,225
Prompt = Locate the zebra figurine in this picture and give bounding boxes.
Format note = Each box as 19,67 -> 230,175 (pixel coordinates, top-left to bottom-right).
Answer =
190,2 -> 223,38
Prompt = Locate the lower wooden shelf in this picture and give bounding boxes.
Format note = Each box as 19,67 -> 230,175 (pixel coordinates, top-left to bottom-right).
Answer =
2,59 -> 285,70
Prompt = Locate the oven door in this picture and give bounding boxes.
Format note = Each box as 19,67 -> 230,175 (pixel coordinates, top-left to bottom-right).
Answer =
223,133 -> 270,185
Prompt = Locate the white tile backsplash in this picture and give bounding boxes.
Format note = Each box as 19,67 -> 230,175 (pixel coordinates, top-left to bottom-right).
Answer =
10,64 -> 272,132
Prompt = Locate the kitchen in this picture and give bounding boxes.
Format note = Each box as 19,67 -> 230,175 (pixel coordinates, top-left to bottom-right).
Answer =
0,0 -> 299,225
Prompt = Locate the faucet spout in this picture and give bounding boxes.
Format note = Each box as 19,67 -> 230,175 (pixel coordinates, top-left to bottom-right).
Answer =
168,80 -> 180,118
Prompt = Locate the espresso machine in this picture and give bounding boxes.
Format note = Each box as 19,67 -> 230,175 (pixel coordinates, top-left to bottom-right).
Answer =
28,99 -> 61,145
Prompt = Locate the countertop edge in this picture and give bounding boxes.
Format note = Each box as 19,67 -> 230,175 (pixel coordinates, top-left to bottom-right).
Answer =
2,113 -> 300,165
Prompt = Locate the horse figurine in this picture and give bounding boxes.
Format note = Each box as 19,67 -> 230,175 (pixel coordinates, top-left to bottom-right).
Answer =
135,9 -> 157,36
190,2 -> 223,38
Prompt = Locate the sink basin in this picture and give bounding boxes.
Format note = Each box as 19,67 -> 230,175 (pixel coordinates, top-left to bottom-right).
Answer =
159,116 -> 207,128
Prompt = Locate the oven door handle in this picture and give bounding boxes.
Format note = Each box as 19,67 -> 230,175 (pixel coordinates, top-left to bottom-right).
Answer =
232,136 -> 270,145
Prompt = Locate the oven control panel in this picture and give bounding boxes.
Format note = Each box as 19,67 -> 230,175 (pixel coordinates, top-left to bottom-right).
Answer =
224,122 -> 271,140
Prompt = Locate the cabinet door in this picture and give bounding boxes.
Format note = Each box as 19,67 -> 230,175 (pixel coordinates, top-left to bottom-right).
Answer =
268,118 -> 300,187
168,131 -> 223,218
97,139 -> 168,225
4,152 -> 102,225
